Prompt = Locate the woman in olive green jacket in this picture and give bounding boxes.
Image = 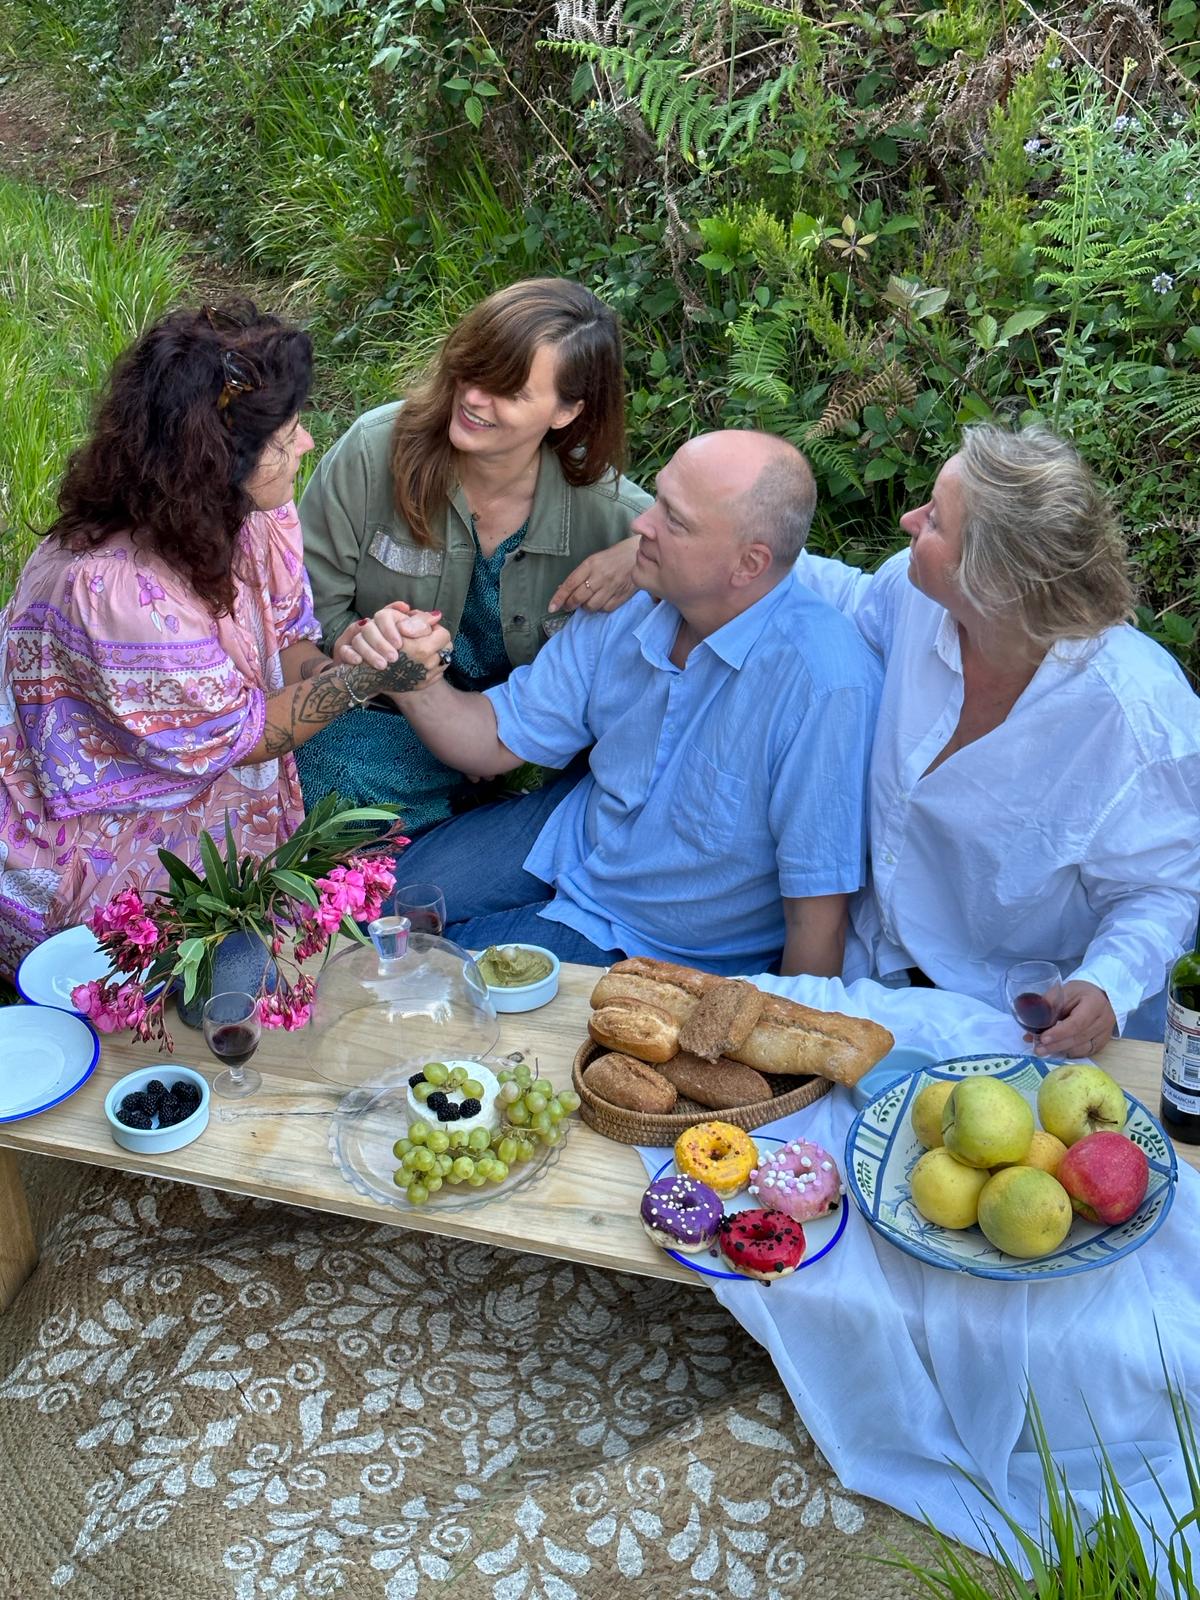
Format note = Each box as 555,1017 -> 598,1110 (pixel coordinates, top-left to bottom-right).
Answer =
297,278 -> 650,831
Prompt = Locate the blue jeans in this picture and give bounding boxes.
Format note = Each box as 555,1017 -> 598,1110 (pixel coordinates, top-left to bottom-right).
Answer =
392,759 -> 623,968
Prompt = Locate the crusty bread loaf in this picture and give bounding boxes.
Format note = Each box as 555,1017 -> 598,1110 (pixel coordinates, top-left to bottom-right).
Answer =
677,980 -> 763,1060
582,1052 -> 677,1113
587,1001 -> 678,1064
591,958 -> 893,1086
656,1050 -> 771,1110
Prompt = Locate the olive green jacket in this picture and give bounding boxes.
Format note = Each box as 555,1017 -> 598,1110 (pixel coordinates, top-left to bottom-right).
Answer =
299,401 -> 651,666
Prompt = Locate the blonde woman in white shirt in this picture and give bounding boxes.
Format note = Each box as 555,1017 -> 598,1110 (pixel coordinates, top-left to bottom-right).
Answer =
796,421 -> 1200,1058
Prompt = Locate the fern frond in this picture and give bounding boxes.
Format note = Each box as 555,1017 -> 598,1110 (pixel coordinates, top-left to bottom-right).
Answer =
727,309 -> 794,405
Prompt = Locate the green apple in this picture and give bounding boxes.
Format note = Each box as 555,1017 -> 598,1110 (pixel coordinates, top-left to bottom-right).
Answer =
941,1077 -> 1034,1169
911,1080 -> 957,1149
1036,1063 -> 1126,1146
977,1167 -> 1073,1257
910,1147 -> 991,1229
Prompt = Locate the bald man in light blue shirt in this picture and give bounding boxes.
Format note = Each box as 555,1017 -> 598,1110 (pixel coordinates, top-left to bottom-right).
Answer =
369,431 -> 881,975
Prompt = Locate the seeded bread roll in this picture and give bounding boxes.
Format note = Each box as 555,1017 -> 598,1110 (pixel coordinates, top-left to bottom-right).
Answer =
587,1001 -> 679,1064
677,980 -> 764,1060
590,958 -> 894,1086
656,1050 -> 772,1110
582,1052 -> 678,1113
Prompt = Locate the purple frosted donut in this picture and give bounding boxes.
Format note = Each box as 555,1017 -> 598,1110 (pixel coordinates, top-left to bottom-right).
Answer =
640,1174 -> 723,1254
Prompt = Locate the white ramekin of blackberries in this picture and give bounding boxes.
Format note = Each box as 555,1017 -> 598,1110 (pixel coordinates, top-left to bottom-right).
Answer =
104,1065 -> 210,1154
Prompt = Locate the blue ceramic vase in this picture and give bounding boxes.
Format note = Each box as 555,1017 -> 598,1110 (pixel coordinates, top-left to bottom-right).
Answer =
175,930 -> 278,1029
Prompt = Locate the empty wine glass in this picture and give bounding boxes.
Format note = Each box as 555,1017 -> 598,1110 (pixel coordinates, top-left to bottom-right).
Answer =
388,882 -> 447,937
202,990 -> 262,1099
1005,961 -> 1064,1047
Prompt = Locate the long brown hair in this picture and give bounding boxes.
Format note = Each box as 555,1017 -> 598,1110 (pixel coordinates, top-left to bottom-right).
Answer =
47,302 -> 313,615
391,279 -> 627,546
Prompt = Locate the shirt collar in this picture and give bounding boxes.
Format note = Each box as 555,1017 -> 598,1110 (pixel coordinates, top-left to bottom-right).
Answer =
633,574 -> 794,671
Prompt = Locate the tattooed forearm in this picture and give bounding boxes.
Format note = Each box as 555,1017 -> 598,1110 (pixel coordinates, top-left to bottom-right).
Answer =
258,656 -> 430,758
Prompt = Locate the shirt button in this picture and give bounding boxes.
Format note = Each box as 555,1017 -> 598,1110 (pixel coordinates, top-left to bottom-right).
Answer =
884,852 -> 896,865
512,550 -> 526,562
512,614 -> 527,628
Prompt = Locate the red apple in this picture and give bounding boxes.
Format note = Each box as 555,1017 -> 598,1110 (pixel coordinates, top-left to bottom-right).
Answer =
1056,1131 -> 1149,1225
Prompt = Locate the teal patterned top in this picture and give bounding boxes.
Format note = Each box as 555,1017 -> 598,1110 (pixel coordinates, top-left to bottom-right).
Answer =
295,520 -> 529,834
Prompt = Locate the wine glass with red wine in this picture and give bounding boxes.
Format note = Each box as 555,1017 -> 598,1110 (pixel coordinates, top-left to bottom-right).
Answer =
388,882 -> 447,938
202,990 -> 262,1099
1005,961 -> 1064,1049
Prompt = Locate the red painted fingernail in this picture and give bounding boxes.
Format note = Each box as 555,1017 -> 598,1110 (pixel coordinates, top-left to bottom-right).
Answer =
356,618 -> 368,628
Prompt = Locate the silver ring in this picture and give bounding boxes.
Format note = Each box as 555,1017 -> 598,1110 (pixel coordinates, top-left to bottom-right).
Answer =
437,647 -> 454,666
584,578 -> 592,590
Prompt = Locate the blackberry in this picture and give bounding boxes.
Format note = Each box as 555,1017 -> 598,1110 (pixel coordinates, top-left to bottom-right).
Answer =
408,1072 -> 426,1088
438,1103 -> 461,1122
458,1098 -> 481,1117
118,1105 -> 154,1130
156,1095 -> 191,1127
426,1091 -> 449,1110
172,1080 -> 202,1110
118,1091 -> 151,1119
144,1078 -> 168,1106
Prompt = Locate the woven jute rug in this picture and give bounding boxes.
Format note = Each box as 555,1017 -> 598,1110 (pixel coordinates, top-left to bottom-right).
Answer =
0,1155 -> 946,1600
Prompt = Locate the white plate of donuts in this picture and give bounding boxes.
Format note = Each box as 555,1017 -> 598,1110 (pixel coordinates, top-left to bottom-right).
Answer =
642,1121 -> 851,1283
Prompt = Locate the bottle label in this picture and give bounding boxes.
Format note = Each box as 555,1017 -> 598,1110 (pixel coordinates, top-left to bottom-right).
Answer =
1162,996 -> 1200,1111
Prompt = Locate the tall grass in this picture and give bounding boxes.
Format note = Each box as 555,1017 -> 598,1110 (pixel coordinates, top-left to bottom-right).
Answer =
0,180 -> 186,598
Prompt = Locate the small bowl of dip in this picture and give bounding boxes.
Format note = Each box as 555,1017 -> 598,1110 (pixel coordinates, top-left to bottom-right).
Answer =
476,944 -> 560,1013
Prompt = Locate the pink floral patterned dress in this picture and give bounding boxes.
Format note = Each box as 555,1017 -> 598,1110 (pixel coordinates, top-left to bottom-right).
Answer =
0,504 -> 321,976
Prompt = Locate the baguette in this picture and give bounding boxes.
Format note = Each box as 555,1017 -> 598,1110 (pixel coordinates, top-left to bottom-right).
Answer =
582,1052 -> 677,1113
657,1050 -> 771,1110
592,958 -> 893,1086
587,1001 -> 679,1064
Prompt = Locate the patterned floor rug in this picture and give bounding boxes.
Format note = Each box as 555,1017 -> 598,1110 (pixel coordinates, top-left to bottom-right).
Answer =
0,1155 -> 950,1600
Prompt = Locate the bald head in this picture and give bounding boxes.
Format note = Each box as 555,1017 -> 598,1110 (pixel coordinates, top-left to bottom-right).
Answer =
676,430 -> 817,565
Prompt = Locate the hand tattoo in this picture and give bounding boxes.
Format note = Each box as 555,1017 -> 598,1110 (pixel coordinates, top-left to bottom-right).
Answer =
261,655 -> 430,756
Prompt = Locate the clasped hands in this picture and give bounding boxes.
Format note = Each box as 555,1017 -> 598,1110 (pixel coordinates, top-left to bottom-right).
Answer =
334,603 -> 452,685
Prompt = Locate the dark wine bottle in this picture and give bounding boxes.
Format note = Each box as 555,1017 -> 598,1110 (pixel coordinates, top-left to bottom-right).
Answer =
1161,948 -> 1200,1145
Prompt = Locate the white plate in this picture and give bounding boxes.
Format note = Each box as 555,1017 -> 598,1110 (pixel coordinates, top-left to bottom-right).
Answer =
0,1006 -> 100,1122
16,925 -> 114,1013
648,1135 -> 851,1281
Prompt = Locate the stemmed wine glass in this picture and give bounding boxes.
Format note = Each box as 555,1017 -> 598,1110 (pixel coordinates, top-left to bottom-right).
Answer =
202,990 -> 263,1099
1005,961 -> 1064,1050
388,882 -> 447,937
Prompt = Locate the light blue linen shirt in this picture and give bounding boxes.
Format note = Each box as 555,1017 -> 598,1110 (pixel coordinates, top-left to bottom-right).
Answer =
483,574 -> 881,973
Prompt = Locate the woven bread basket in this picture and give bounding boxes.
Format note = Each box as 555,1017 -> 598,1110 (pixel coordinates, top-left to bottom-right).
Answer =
572,1040 -> 831,1146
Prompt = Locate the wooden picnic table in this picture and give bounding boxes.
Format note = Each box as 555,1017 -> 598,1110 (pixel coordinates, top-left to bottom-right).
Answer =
0,963 -> 1189,1311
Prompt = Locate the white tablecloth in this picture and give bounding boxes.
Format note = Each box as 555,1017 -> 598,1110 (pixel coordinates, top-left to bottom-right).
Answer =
637,977 -> 1200,1583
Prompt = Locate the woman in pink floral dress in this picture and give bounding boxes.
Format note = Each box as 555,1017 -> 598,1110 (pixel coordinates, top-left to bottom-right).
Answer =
0,304 -> 451,975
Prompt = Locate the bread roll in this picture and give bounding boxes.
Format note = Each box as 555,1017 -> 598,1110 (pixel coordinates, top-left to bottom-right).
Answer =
582,1052 -> 677,1113
657,1050 -> 771,1110
591,959 -> 893,1086
588,1001 -> 678,1064
677,980 -> 763,1060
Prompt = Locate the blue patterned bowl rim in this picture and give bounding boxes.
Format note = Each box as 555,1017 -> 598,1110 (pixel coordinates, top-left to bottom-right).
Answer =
843,1053 -> 1178,1282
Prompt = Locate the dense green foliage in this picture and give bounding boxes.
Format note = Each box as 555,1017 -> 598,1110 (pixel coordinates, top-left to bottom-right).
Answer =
4,0 -> 1200,676
0,178 -> 186,595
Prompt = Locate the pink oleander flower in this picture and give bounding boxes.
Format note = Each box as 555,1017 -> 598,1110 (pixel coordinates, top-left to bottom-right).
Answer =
88,886 -> 150,940
72,978 -> 149,1034
259,974 -> 315,1031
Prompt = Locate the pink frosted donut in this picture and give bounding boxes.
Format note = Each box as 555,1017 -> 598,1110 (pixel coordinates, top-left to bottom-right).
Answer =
749,1138 -> 843,1223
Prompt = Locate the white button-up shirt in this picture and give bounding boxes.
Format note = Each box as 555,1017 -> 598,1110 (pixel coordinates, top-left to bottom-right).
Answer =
795,549 -> 1200,1025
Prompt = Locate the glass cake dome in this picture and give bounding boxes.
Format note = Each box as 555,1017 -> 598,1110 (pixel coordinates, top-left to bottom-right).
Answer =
306,916 -> 498,1088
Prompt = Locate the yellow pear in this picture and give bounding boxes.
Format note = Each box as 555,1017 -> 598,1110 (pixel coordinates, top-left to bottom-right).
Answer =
910,1147 -> 991,1229
977,1167 -> 1073,1257
994,1129 -> 1068,1178
911,1080 -> 957,1149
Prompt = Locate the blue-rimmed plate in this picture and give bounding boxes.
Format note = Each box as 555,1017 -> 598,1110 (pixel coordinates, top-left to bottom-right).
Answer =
650,1135 -> 851,1281
0,1006 -> 101,1122
16,925 -> 113,1014
845,1054 -> 1177,1282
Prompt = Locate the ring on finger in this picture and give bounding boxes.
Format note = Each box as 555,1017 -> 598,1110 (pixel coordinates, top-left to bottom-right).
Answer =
437,647 -> 454,666
584,577 -> 593,590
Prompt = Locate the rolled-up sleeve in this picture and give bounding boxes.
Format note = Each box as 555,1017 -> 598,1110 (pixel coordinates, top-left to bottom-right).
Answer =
484,610 -> 602,768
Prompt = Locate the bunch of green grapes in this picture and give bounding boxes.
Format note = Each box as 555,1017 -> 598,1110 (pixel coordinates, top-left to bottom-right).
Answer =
392,1061 -> 580,1206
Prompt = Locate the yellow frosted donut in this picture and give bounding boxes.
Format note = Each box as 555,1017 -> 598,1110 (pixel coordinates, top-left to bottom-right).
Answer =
674,1120 -> 758,1199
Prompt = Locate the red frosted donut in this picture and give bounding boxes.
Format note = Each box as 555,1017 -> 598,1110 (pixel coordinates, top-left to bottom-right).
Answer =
718,1208 -> 806,1282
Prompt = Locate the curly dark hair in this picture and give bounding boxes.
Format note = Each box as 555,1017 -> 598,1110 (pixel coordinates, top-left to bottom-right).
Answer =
47,301 -> 313,615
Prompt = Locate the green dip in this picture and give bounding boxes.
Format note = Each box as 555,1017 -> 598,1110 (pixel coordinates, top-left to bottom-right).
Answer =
478,944 -> 553,988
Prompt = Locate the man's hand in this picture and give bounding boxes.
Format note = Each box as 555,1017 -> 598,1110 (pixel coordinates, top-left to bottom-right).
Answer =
333,602 -> 444,671
1031,980 -> 1117,1059
549,536 -> 640,614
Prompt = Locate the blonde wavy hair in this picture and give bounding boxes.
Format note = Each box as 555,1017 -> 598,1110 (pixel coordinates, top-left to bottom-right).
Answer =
953,422 -> 1136,650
